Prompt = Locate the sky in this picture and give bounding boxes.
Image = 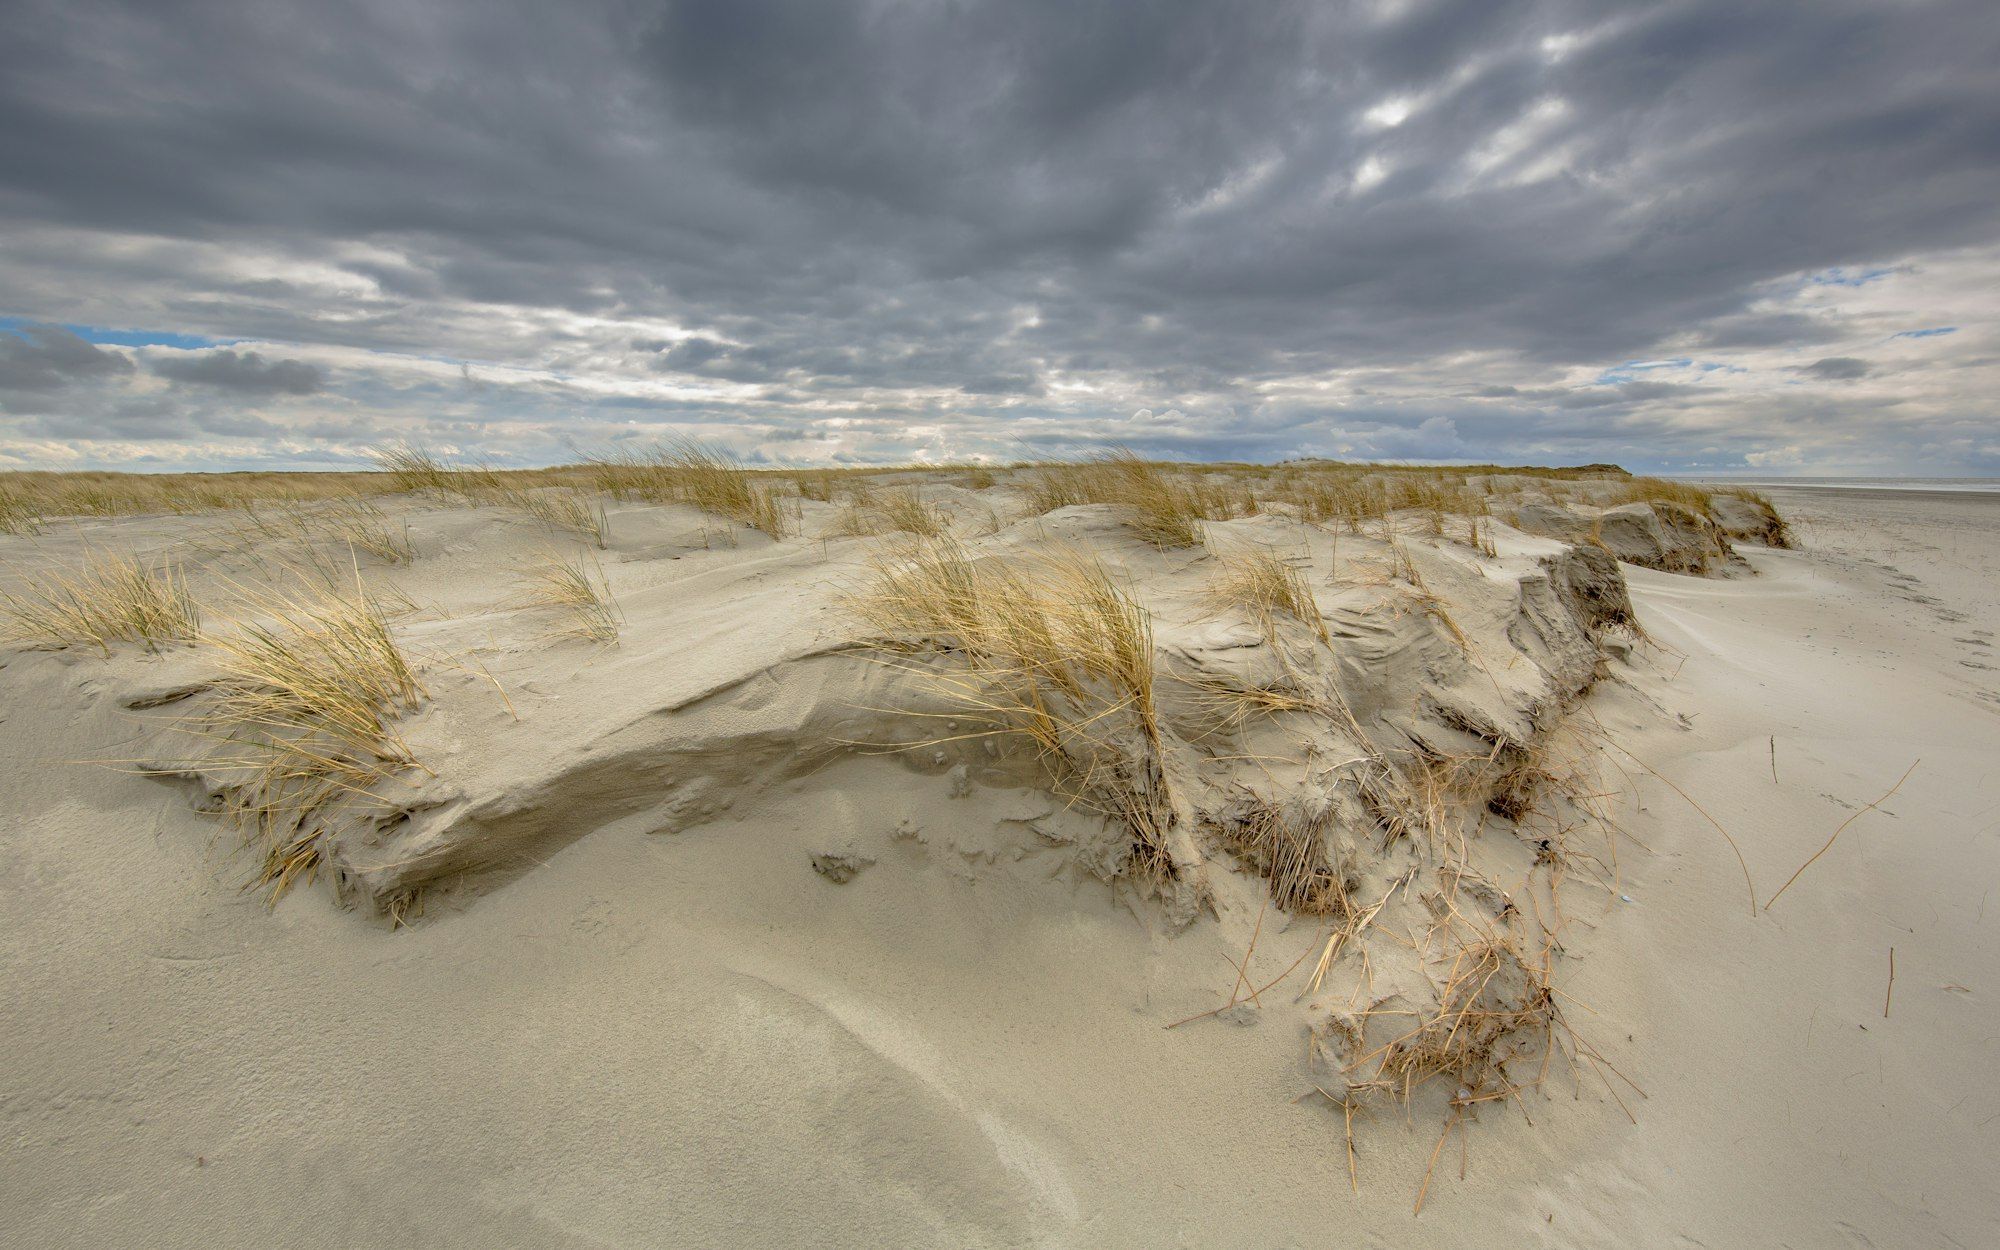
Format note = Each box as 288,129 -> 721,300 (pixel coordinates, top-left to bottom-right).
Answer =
2,0 -> 1998,476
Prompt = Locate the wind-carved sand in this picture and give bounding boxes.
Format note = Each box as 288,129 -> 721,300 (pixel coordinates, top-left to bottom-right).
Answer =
11,458 -> 1991,1246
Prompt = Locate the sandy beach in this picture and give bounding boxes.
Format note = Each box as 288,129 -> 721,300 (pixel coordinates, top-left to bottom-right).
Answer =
0,473 -> 1992,1248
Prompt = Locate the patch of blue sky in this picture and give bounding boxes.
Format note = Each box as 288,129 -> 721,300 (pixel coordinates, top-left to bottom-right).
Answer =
1808,266 -> 1897,288
0,316 -> 231,350
1891,326 -> 1957,339
1594,356 -> 1693,384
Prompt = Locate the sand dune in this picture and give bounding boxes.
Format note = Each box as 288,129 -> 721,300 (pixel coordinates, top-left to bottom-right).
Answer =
2,470 -> 1994,1246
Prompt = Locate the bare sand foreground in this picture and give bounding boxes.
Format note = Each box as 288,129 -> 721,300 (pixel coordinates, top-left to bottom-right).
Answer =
1,471 -> 1996,1247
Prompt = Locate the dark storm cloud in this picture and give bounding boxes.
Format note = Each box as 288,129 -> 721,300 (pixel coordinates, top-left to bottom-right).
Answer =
1,0 -> 1997,469
1800,357 -> 1873,382
0,324 -> 133,394
151,349 -> 326,394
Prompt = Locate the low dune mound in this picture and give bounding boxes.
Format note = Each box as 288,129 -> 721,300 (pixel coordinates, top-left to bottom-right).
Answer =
0,459 -> 1736,1192
1707,491 -> 1793,548
45,506 -> 1628,937
1511,499 -> 1740,575
1599,501 -> 1738,574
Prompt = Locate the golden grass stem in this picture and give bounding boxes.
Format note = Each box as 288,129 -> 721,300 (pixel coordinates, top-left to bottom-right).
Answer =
1763,760 -> 1919,911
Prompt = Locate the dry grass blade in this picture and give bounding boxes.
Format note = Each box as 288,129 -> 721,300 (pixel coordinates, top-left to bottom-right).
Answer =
0,550 -> 201,655
515,550 -> 621,643
1587,709 -> 1758,918
1763,759 -> 1919,911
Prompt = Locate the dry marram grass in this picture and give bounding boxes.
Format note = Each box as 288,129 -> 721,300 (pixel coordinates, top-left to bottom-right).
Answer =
828,485 -> 949,538
515,550 -> 621,643
849,538 -> 1178,882
0,551 -> 201,655
1206,547 -> 1328,643
193,573 -> 427,899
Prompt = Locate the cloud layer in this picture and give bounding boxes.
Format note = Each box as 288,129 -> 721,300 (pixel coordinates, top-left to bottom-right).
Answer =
3,0 -> 1997,473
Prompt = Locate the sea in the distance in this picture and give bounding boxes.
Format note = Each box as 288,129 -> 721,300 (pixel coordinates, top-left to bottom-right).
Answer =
1690,476 -> 2000,494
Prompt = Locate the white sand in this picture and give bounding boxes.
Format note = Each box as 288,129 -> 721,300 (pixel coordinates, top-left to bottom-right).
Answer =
3,484 -> 1996,1246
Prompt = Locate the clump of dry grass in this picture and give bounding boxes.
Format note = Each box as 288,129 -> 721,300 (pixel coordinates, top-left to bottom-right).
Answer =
1611,476 -> 1713,514
1331,925 -> 1560,1112
828,485 -> 949,538
196,573 -> 428,899
373,443 -> 502,497
515,550 -> 621,643
0,551 -> 201,655
1,487 -> 45,535
1307,900 -> 1633,1213
234,499 -> 415,565
499,486 -> 608,547
1024,450 -> 1234,548
1205,547 -> 1328,644
1463,515 -> 1497,558
792,469 -> 838,502
0,468 -> 397,525
370,446 -> 608,546
850,539 -> 1178,881
1713,486 -> 1795,548
583,439 -> 787,538
670,440 -> 789,538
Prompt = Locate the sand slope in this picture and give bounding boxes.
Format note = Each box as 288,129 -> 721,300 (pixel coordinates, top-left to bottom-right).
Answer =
3,485 -> 1996,1246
